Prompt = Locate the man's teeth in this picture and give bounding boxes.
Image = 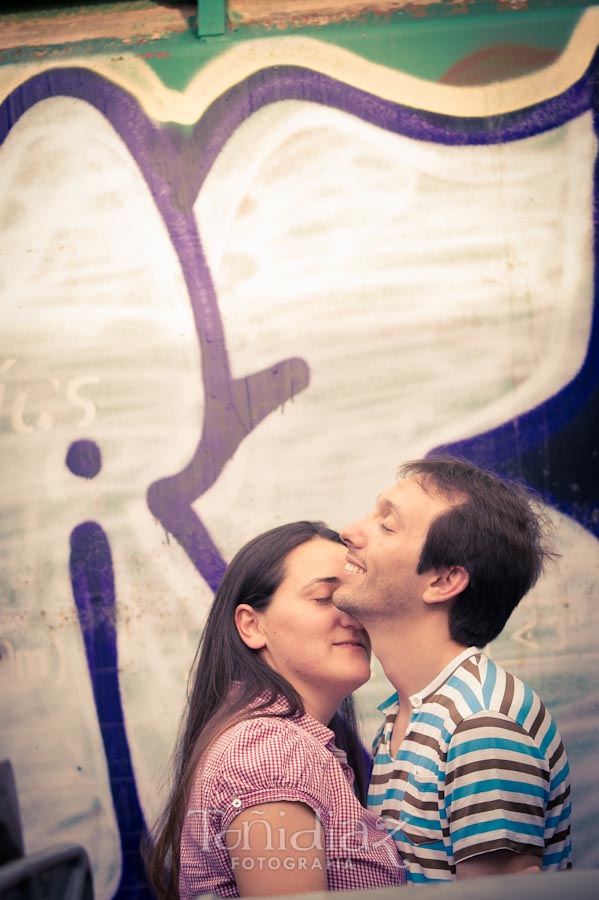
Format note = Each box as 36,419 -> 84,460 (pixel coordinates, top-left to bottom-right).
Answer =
345,562 -> 365,574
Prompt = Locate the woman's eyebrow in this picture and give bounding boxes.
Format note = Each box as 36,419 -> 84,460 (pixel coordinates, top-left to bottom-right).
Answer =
301,576 -> 340,591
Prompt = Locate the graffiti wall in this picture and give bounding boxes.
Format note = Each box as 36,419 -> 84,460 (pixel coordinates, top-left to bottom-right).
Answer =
1,7 -> 598,897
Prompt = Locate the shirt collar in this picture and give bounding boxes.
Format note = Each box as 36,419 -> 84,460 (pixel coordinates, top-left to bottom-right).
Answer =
377,646 -> 480,713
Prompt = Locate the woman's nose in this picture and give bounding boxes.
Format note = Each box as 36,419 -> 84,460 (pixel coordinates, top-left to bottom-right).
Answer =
338,608 -> 364,629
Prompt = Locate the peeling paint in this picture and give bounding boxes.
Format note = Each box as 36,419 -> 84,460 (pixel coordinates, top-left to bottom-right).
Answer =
0,3 -> 195,52
135,50 -> 171,59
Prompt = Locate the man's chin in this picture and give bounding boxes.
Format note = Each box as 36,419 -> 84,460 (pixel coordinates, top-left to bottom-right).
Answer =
333,589 -> 365,621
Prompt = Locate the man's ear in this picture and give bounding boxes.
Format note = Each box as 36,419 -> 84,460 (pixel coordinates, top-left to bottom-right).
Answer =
234,604 -> 267,650
423,566 -> 469,605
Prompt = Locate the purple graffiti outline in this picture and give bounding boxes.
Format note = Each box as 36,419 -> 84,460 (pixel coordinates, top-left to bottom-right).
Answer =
1,63 -> 596,568
2,55 -> 598,899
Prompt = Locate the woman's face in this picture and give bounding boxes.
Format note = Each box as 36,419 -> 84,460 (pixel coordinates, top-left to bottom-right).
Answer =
249,537 -> 371,720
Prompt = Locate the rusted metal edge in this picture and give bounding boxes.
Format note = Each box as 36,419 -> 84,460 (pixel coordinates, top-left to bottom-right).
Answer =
0,3 -> 196,52
227,0 -> 517,29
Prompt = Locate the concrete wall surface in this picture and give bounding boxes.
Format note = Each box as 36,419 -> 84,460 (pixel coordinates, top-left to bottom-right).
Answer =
1,2 -> 598,897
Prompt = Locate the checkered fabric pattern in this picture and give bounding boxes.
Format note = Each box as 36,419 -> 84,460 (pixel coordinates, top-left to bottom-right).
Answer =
179,697 -> 406,897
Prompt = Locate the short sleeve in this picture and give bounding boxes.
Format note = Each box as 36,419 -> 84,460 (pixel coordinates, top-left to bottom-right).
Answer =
204,717 -> 337,834
445,711 -> 548,863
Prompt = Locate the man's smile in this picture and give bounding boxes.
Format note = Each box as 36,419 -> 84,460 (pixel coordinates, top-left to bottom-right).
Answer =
344,555 -> 366,575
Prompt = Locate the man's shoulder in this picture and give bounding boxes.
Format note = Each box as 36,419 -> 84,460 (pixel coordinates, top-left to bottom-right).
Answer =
446,652 -> 542,710
425,652 -> 553,737
438,653 -> 567,760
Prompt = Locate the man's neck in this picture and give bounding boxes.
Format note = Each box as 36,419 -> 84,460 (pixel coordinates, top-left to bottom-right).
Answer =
370,620 -> 469,707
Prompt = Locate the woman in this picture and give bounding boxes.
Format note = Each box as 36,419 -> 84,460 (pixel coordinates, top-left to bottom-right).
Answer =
145,521 -> 405,898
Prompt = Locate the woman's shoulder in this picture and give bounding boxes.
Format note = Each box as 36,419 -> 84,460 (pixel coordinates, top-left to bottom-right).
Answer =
192,713 -> 348,833
209,713 -> 324,763
198,713 -> 336,797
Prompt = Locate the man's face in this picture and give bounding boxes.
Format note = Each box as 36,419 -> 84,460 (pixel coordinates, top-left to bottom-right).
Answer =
334,476 -> 455,623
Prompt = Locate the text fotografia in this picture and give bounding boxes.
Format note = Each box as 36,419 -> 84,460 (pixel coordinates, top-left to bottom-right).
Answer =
232,856 -> 361,871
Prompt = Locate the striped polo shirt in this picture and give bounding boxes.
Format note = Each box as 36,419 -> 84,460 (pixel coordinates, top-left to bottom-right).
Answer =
368,647 -> 571,883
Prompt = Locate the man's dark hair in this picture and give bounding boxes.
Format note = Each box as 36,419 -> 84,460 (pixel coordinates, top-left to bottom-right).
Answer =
399,455 -> 555,648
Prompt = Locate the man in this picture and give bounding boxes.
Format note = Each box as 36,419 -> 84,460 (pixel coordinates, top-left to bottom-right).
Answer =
334,456 -> 571,883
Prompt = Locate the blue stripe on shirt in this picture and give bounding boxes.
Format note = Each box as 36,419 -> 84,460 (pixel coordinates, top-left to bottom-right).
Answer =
482,660 -> 497,707
448,735 -> 544,760
514,682 -> 535,726
446,675 -> 483,713
451,817 -> 544,843
550,762 -> 570,791
450,777 -> 547,802
539,719 -> 557,756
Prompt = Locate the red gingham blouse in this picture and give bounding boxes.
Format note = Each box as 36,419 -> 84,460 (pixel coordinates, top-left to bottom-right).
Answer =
179,698 -> 406,897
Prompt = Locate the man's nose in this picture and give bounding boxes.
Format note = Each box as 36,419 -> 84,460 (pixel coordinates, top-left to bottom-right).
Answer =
340,519 -> 366,549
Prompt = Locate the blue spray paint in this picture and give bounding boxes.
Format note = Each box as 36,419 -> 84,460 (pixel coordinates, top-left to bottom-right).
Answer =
68,441 -> 150,897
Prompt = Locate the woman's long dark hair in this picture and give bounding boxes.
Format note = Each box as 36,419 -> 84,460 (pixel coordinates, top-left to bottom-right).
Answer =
144,521 -> 369,900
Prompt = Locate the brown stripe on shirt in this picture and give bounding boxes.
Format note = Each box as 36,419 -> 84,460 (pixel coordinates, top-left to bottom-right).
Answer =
422,653 -> 483,705
528,701 -> 547,741
425,693 -> 465,732
547,784 -> 570,811
398,848 -> 453,871
546,826 -> 571,847
548,739 -> 566,770
380,805 -> 401,823
402,731 -> 444,758
449,798 -> 544,823
401,792 -> 439,813
454,836 -> 542,862
451,715 -> 528,736
499,671 -> 515,716
370,767 -> 409,786
445,756 -> 550,787
461,656 -> 483,682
